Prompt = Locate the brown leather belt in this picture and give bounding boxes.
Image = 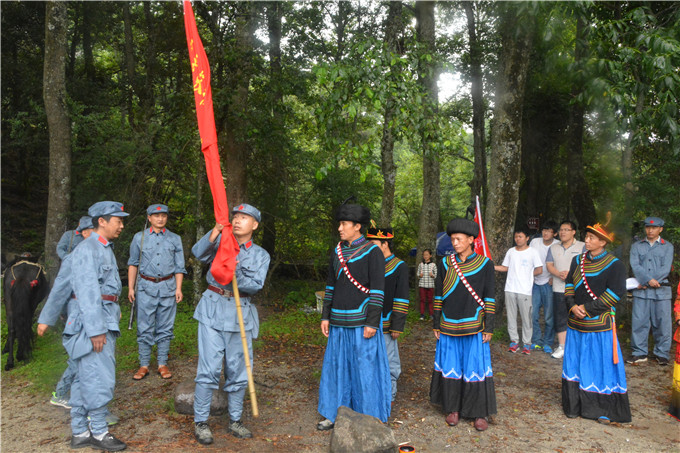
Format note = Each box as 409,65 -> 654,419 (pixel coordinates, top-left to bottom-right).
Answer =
208,285 -> 234,298
71,294 -> 118,302
140,274 -> 173,283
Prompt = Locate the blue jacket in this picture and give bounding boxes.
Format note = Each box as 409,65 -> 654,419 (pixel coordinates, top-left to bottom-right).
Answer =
630,237 -> 674,300
192,231 -> 270,334
56,230 -> 84,260
64,232 -> 122,359
128,227 -> 186,297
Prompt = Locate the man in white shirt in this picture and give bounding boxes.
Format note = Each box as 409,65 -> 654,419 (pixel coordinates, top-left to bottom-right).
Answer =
546,220 -> 585,359
529,222 -> 559,354
495,229 -> 543,355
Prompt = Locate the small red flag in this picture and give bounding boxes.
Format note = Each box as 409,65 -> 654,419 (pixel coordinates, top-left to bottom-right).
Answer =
183,1 -> 240,284
473,195 -> 492,259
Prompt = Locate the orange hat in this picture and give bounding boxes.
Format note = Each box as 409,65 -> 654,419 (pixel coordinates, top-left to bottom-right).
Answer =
586,223 -> 615,243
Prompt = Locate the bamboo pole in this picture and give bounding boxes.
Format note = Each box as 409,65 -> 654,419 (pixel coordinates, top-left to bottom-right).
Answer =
232,274 -> 258,417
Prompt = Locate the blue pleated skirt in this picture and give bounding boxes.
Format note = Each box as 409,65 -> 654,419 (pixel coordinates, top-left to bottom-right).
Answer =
318,326 -> 391,423
562,328 -> 631,422
430,333 -> 497,418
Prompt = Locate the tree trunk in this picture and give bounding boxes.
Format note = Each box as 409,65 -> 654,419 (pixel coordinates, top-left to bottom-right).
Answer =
463,2 -> 487,207
43,1 -> 71,282
415,1 -> 440,263
82,2 -> 95,82
566,14 -> 596,231
123,2 -> 136,128
261,1 -> 283,257
379,1 -> 404,226
486,4 -> 536,261
192,161 -> 206,305
224,2 -> 256,206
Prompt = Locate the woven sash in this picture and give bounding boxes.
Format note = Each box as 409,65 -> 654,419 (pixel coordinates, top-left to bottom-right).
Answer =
336,242 -> 371,295
449,255 -> 485,309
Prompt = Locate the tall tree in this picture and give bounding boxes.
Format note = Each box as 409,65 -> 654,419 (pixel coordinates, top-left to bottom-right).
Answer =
486,3 -> 537,260
463,1 -> 487,206
415,1 -> 440,261
566,12 -> 596,230
379,1 -> 404,225
43,1 -> 71,280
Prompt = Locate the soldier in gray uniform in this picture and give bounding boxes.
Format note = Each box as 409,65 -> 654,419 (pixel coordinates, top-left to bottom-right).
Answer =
66,201 -> 128,451
628,216 -> 674,365
191,203 -> 270,445
128,204 -> 186,380
56,216 -> 94,259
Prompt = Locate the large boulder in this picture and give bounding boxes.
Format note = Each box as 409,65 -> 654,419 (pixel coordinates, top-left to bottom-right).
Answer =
329,406 -> 397,453
173,380 -> 228,415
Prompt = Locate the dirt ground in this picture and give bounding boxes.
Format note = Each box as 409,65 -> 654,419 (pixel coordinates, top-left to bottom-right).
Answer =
2,309 -> 678,453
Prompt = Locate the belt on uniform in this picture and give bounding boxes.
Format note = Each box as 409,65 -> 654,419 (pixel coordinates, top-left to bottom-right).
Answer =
70,294 -> 118,302
208,285 -> 234,298
140,273 -> 173,283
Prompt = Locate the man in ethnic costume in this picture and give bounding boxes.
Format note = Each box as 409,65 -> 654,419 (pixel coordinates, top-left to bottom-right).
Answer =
367,224 -> 409,402
430,219 -> 497,432
562,222 -> 631,424
317,203 -> 391,430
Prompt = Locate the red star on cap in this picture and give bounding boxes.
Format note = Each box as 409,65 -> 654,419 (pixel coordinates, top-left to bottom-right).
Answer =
157,206 -> 161,210
238,205 -> 244,210
650,220 -> 655,224
121,206 -> 124,211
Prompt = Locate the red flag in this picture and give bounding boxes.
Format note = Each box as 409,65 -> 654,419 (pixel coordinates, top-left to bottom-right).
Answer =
473,195 -> 492,259
183,1 -> 240,285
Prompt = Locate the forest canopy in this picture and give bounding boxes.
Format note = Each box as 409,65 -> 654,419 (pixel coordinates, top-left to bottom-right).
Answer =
2,1 -> 678,279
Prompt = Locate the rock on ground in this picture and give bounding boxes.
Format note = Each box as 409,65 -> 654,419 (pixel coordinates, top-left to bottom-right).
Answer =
330,406 -> 397,453
173,380 -> 228,415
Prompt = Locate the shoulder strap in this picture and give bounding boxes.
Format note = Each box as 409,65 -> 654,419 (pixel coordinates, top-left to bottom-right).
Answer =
579,252 -> 600,303
336,242 -> 371,294
449,255 -> 485,309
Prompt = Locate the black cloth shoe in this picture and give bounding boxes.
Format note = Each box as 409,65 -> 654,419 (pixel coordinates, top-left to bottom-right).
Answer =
70,433 -> 92,449
194,422 -> 213,445
317,418 -> 334,430
229,420 -> 252,438
625,355 -> 647,364
655,356 -> 669,366
90,432 -> 126,451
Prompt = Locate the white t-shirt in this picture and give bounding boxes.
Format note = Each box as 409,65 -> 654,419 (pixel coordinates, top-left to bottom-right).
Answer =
502,246 -> 543,296
530,237 -> 559,285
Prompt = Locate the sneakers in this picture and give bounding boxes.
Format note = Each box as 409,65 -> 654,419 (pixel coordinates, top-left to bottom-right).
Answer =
229,420 -> 252,439
194,422 -> 213,445
654,356 -> 669,366
625,355 -> 647,364
521,345 -> 531,355
419,315 -> 425,321
597,416 -> 611,425
316,418 -> 334,431
70,432 -> 91,449
551,345 -> 564,359
530,344 -> 543,350
508,342 -> 519,353
50,392 -> 71,409
90,432 -> 126,451
543,345 -> 553,354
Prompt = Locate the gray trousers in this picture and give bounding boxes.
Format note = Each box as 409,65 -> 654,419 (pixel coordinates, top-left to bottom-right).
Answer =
383,333 -> 401,400
505,291 -> 533,345
631,296 -> 672,359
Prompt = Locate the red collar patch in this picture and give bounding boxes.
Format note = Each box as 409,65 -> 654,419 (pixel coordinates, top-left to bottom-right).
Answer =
244,240 -> 252,250
76,231 -> 81,235
97,235 -> 109,246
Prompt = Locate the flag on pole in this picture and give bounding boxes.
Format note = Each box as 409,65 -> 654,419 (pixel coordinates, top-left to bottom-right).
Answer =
473,195 -> 491,259
183,1 -> 240,285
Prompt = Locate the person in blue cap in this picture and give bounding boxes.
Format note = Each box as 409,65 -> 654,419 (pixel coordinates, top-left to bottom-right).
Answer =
628,216 -> 674,365
56,216 -> 94,260
128,204 -> 186,380
37,249 -> 119,426
191,203 -> 270,445
66,201 -> 128,451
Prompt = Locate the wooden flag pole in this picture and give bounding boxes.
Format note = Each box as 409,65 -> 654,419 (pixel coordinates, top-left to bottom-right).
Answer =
231,274 -> 259,417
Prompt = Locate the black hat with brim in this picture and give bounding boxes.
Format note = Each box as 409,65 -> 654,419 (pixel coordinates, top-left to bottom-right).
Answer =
336,204 -> 371,225
446,218 -> 479,238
